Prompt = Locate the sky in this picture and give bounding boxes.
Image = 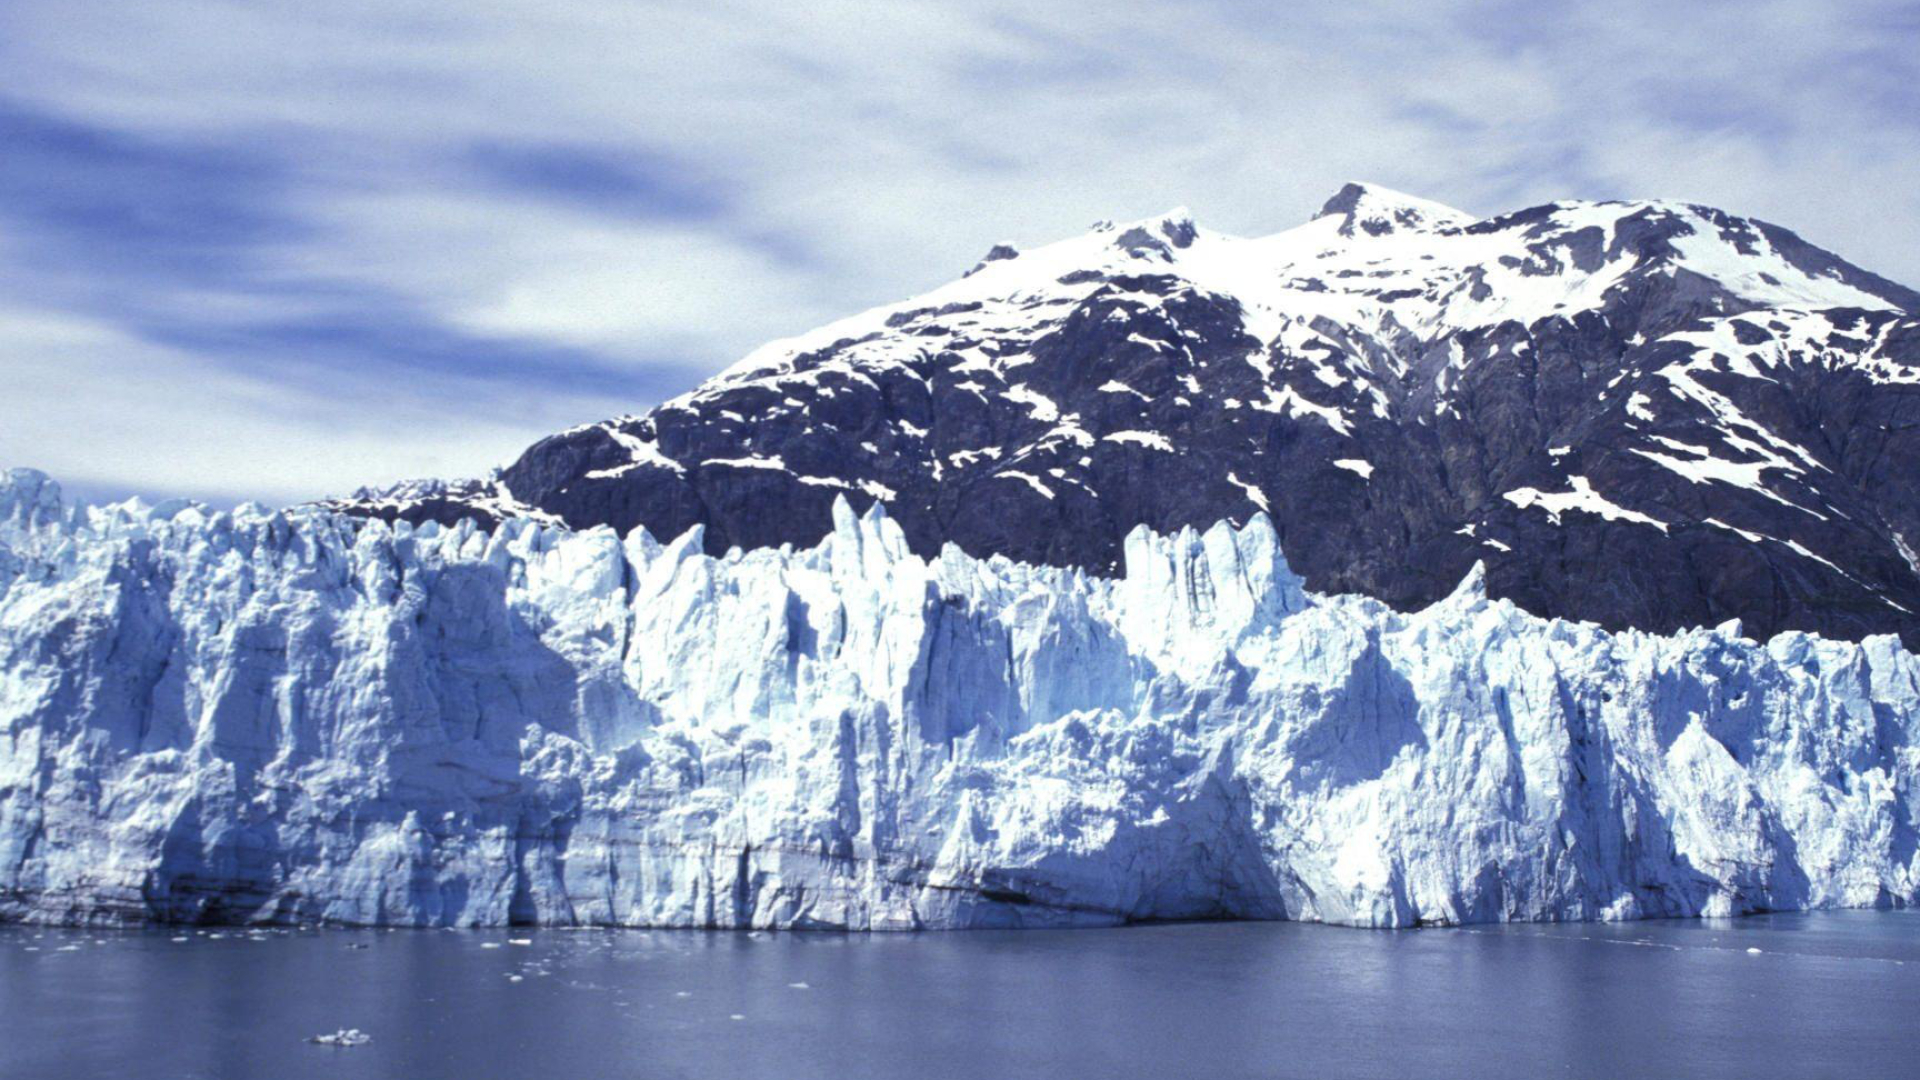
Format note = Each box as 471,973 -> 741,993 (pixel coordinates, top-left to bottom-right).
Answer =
3,0 -> 1918,506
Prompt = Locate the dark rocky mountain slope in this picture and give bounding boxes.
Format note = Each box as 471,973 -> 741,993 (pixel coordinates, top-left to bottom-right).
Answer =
330,183 -> 1920,647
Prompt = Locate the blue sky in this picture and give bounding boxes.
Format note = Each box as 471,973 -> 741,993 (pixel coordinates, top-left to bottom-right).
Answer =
3,0 -> 1917,505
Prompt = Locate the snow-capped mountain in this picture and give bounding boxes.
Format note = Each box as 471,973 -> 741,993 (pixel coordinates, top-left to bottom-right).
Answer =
331,184 -> 1920,648
4,468 -> 1917,928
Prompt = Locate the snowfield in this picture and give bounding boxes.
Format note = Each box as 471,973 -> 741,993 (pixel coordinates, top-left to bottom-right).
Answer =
2,466 -> 1916,929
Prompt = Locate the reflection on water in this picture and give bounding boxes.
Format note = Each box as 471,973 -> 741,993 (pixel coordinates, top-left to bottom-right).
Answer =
3,912 -> 1917,1079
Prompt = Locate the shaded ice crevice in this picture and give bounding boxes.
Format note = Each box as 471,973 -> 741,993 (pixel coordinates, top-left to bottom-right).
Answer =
1,467 -> 1917,929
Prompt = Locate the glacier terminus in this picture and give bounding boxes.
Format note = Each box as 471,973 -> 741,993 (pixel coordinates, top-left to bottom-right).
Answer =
2,466 -> 1915,930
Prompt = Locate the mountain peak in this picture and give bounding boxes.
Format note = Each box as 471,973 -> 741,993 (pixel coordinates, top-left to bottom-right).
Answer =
1315,181 -> 1472,237
1109,206 -> 1199,258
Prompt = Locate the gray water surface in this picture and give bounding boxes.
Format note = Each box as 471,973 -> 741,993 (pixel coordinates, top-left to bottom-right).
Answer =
4,912 -> 1918,1079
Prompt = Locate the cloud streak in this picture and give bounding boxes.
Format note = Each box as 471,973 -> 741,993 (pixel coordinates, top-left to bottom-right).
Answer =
2,0 -> 1916,504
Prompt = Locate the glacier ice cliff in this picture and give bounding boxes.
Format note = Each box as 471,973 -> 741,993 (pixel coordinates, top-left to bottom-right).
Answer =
1,465 -> 1917,929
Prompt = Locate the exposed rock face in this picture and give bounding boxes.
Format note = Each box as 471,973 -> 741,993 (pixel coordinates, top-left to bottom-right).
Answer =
5,470 -> 1917,929
330,185 -> 1920,648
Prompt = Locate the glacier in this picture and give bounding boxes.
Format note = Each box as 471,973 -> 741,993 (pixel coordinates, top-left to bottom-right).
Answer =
1,465 -> 1917,929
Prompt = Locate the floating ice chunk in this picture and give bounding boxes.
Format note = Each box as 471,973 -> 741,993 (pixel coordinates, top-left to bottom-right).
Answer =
310,1029 -> 372,1047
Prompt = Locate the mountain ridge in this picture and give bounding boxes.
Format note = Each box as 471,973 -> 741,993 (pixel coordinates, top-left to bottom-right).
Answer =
328,185 -> 1920,647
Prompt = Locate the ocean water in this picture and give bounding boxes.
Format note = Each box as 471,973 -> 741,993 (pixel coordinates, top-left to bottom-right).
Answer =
3,912 -> 1917,1079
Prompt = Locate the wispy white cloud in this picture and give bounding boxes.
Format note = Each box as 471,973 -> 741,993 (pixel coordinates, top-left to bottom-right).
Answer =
1,0 -> 1915,504
0,307 -> 620,505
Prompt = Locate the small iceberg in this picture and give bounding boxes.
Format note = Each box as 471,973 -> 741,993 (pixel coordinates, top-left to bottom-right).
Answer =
309,1029 -> 372,1047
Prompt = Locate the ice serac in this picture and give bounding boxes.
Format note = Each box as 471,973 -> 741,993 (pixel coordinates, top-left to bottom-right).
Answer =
4,470 -> 1917,929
